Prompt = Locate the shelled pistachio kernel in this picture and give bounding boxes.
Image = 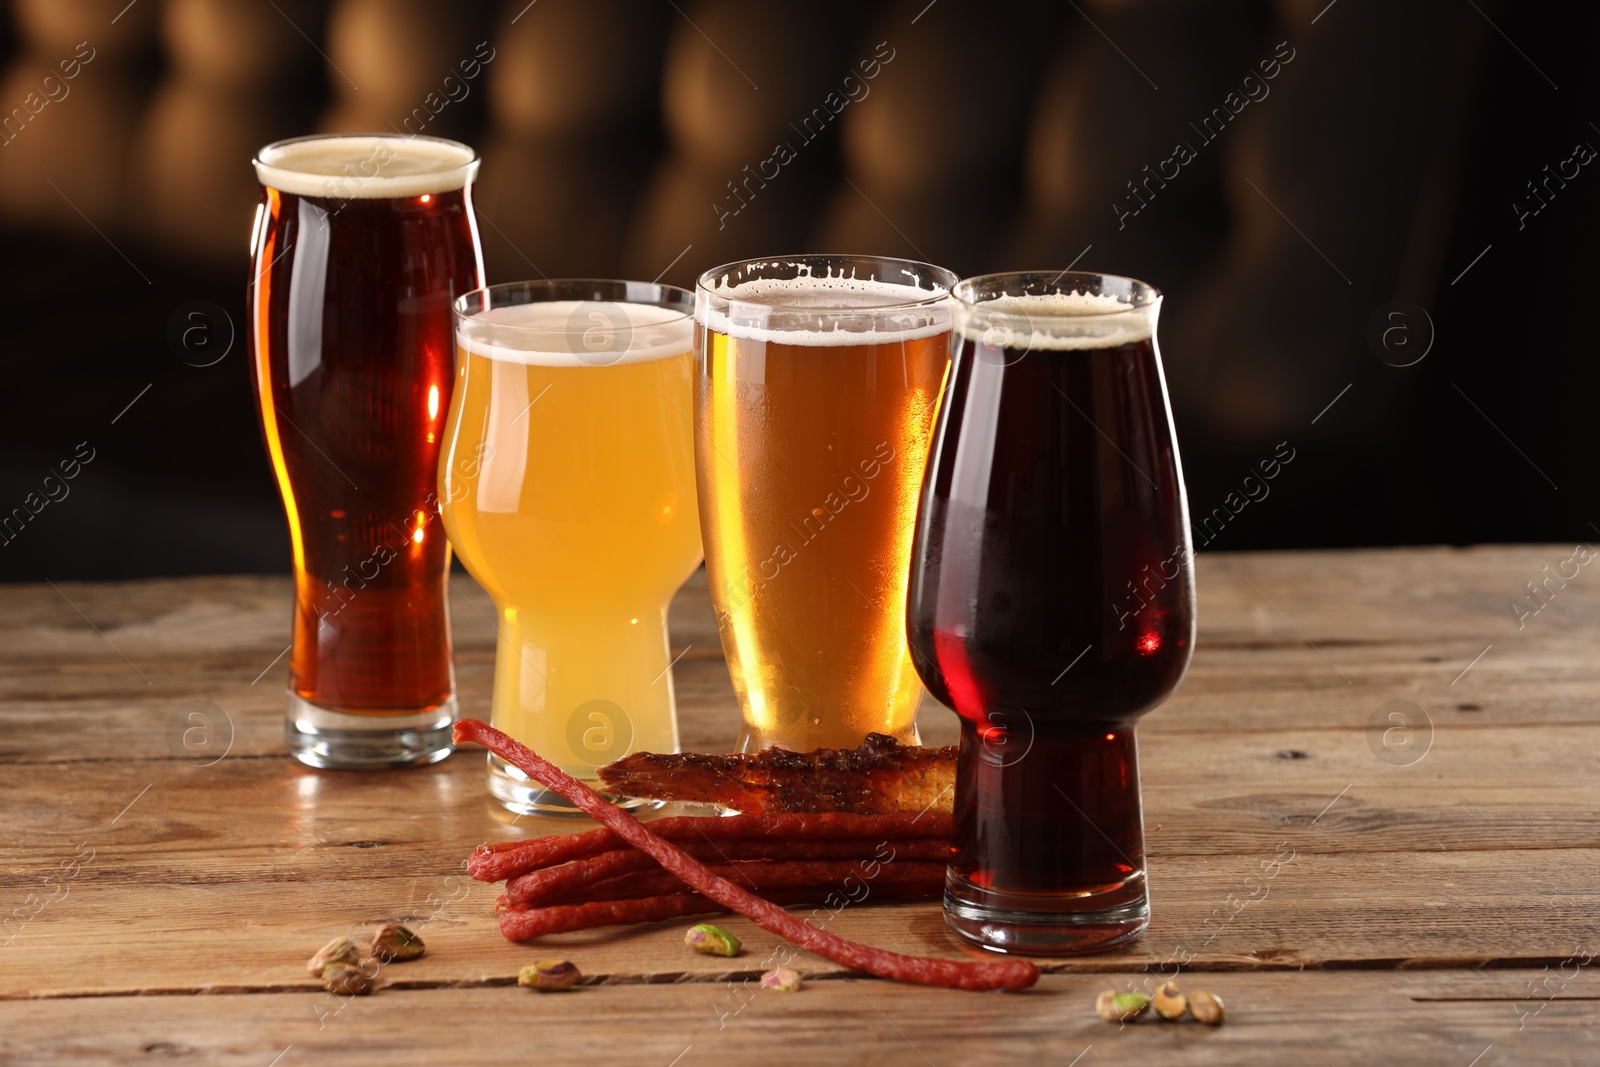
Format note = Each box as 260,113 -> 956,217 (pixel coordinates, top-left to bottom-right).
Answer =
760,967 -> 802,992
1095,991 -> 1151,1023
1189,990 -> 1226,1025
321,962 -> 373,995
371,922 -> 425,962
519,959 -> 581,992
306,935 -> 360,977
684,923 -> 741,957
1152,980 -> 1188,1020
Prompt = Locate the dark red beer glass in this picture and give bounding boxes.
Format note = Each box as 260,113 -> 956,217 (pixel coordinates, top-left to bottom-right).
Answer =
249,135 -> 484,768
907,271 -> 1195,954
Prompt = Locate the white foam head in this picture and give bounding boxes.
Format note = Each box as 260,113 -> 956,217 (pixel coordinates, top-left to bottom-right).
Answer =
954,291 -> 1156,351
254,135 -> 478,199
697,262 -> 951,346
458,300 -> 692,367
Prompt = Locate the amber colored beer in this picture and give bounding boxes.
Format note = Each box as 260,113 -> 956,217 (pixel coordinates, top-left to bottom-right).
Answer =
249,134 -> 483,767
695,256 -> 955,752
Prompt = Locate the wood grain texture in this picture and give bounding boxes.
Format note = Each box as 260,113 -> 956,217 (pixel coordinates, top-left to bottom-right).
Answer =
2,546 -> 1594,763
4,972 -> 1597,1067
2,545 -> 1598,1060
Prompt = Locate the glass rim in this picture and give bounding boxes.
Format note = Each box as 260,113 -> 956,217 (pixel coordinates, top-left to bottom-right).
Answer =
696,253 -> 958,312
454,279 -> 695,332
253,133 -> 480,197
953,270 -> 1162,318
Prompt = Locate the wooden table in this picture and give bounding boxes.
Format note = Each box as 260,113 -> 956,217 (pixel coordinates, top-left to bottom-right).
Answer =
2,546 -> 1596,1065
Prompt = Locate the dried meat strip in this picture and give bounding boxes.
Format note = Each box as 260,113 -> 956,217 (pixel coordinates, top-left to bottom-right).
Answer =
596,733 -> 957,815
455,719 -> 1036,992
471,811 -> 952,883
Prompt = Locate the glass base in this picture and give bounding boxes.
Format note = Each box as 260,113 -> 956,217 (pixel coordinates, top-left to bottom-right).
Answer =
486,753 -> 660,817
284,692 -> 456,769
943,876 -> 1149,956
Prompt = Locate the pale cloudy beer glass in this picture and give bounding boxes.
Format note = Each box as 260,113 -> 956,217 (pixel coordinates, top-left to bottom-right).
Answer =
440,281 -> 703,814
695,255 -> 955,753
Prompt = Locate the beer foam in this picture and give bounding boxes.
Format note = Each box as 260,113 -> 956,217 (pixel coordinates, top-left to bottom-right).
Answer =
955,292 -> 1154,351
459,300 -> 692,367
254,135 -> 478,199
698,275 -> 950,346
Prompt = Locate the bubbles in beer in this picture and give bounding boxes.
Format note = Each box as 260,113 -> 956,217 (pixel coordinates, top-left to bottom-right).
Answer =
698,271 -> 950,347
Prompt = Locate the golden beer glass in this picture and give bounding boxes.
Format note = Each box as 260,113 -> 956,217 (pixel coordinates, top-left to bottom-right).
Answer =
440,281 -> 702,813
695,255 -> 956,752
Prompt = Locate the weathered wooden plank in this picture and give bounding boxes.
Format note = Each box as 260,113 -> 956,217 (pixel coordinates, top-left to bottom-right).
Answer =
1198,544 -> 1600,637
5,547 -> 1584,670
6,641 -> 1600,772
3,746 -> 1598,998
5,546 -> 1584,685
12,632 -> 1600,766
3,544 -> 1598,1058
0,570 -> 733,762
0,547 -> 1593,764
3,971 -> 1596,1067
0,567 -> 716,665
4,715 -> 1598,878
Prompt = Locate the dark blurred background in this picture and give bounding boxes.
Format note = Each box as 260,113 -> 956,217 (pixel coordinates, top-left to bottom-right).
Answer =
0,0 -> 1594,581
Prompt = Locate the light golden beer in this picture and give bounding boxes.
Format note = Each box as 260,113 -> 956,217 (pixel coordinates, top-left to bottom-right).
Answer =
440,284 -> 702,812
695,257 -> 956,752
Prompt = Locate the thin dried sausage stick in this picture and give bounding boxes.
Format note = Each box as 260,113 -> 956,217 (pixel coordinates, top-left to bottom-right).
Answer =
501,894 -> 721,938
518,858 -> 947,909
503,837 -> 951,909
499,878 -> 947,940
470,811 -> 952,883
455,719 -> 1037,991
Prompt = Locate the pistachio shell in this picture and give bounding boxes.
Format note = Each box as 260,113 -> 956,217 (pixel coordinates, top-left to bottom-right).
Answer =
684,923 -> 742,957
1152,980 -> 1188,1020
321,962 -> 373,995
306,935 -> 360,976
1095,990 -> 1150,1022
760,966 -> 802,992
519,959 -> 581,991
371,923 -> 425,962
1189,989 -> 1226,1025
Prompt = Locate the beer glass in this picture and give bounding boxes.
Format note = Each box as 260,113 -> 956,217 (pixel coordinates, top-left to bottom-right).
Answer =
695,254 -> 955,753
907,272 -> 1195,954
249,134 -> 484,768
440,281 -> 703,814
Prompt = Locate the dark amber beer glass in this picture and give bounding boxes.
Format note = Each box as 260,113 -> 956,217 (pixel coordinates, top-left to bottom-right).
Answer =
695,255 -> 955,753
908,271 -> 1195,954
249,135 -> 484,767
